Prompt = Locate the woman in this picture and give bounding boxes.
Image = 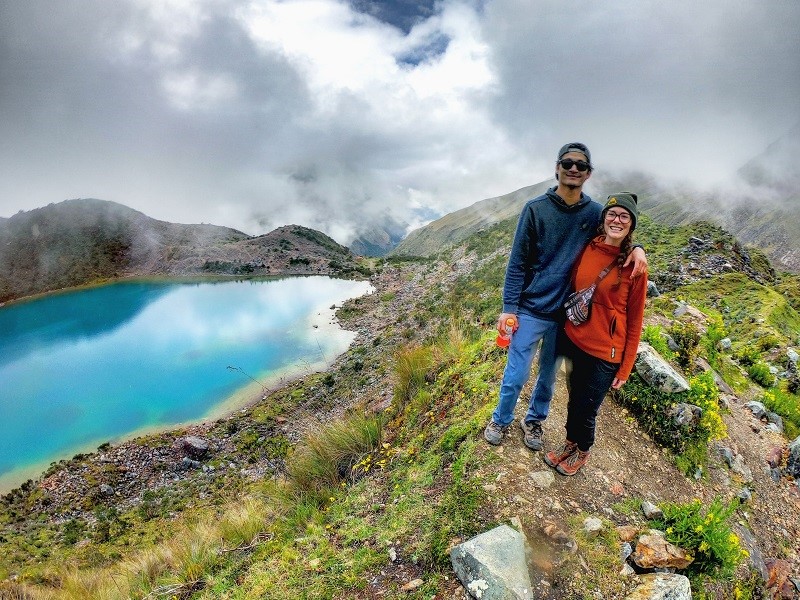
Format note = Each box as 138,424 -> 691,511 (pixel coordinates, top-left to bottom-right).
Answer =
545,192 -> 647,476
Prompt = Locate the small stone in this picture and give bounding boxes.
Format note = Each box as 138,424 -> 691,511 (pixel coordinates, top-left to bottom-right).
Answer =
400,578 -> 423,591
583,517 -> 603,538
766,447 -> 784,468
616,525 -> 639,542
621,542 -> 633,562
641,500 -> 663,519
529,470 -> 556,488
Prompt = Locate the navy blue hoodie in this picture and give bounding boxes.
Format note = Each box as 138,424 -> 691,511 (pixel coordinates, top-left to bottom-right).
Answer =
502,187 -> 602,318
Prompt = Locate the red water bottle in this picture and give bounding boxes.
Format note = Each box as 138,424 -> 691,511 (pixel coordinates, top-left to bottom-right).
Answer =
496,317 -> 515,348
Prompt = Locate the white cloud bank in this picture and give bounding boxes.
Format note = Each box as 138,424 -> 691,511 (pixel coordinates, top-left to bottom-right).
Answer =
0,0 -> 797,242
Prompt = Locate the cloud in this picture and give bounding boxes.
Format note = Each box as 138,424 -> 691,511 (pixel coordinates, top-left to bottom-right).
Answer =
482,0 -> 800,184
0,0 -> 798,243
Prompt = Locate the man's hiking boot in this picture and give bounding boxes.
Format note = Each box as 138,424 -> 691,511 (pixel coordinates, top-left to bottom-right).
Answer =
544,440 -> 578,468
556,449 -> 591,476
483,420 -> 509,445
519,419 -> 544,451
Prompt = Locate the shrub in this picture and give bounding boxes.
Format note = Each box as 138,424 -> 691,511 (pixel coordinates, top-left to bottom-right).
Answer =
735,346 -> 760,367
747,362 -> 775,388
648,497 -> 747,579
761,388 -> 800,439
614,371 -> 726,473
286,412 -> 382,498
667,320 -> 702,369
756,332 -> 781,352
62,518 -> 86,546
641,324 -> 676,360
702,315 -> 727,363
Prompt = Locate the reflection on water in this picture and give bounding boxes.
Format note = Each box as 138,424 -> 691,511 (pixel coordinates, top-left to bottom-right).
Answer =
0,283 -> 173,369
0,277 -> 372,491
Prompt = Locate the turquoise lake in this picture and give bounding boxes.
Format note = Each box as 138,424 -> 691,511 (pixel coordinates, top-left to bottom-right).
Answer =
0,276 -> 372,492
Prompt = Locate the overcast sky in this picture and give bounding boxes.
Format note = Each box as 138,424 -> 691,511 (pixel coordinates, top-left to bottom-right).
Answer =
1,0 -> 798,243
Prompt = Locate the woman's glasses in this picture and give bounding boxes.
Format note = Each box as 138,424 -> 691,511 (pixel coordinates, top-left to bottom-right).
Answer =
605,210 -> 631,224
558,159 -> 591,172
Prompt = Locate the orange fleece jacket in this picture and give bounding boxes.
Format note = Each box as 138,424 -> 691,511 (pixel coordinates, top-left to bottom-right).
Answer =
565,237 -> 647,381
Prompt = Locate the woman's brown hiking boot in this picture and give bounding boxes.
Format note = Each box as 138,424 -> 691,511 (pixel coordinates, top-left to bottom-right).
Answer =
544,440 -> 578,468
555,449 -> 591,476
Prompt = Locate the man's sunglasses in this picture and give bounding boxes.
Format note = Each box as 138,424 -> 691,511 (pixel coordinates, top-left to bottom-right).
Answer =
558,159 -> 591,172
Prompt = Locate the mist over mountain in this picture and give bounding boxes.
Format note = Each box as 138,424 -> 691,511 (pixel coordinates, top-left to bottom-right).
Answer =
594,125 -> 800,273
348,215 -> 409,257
0,199 -> 363,304
392,127 -> 800,273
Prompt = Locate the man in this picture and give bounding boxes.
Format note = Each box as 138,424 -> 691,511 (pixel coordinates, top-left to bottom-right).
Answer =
484,142 -> 647,449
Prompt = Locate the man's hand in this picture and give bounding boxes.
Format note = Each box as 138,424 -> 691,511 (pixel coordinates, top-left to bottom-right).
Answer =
611,377 -> 626,390
624,246 -> 648,279
497,313 -> 518,333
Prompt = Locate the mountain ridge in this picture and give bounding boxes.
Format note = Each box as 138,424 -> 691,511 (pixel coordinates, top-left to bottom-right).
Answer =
0,198 -> 366,304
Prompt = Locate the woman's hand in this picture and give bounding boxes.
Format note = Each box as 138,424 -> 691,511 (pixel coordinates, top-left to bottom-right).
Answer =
611,377 -> 626,390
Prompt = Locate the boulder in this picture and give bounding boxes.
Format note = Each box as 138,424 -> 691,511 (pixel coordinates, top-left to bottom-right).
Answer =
451,524 -> 533,600
182,436 -> 210,459
635,343 -> 691,393
631,532 -> 693,570
745,401 -> 767,420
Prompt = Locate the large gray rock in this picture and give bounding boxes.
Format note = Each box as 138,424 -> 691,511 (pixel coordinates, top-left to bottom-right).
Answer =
625,573 -> 692,599
635,343 -> 691,393
451,524 -> 533,600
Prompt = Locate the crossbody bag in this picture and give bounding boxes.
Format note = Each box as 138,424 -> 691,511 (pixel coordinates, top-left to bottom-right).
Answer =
563,255 -> 617,326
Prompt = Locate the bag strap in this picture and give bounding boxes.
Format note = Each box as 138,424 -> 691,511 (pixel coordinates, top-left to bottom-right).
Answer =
592,258 -> 618,286
570,247 -> 618,288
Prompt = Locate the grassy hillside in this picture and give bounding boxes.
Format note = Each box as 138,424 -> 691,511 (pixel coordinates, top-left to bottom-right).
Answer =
1,213 -> 799,599
390,181 -> 550,257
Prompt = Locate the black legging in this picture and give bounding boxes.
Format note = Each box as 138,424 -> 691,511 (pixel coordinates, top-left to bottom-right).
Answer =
560,333 -> 618,452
